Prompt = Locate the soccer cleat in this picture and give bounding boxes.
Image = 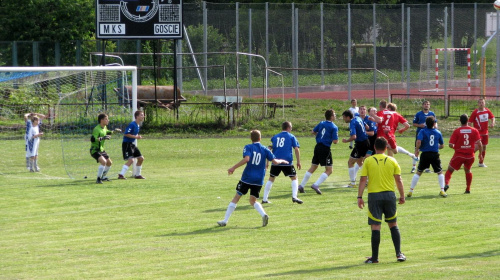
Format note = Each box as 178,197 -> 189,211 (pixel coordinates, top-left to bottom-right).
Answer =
298,185 -> 305,193
410,154 -> 419,161
478,163 -> 487,167
444,185 -> 449,192
424,169 -> 431,173
311,184 -> 322,195
101,177 -> 111,182
262,215 -> 269,227
217,221 -> 226,227
397,253 -> 406,262
464,190 -> 470,194
117,174 -> 127,180
30,168 -> 35,173
410,167 -> 416,173
34,167 -> 41,172
96,177 -> 103,184
134,175 -> 146,179
439,191 -> 447,197
364,257 -> 379,264
346,183 -> 356,188
262,200 -> 271,204
292,197 -> 303,204
407,192 -> 413,198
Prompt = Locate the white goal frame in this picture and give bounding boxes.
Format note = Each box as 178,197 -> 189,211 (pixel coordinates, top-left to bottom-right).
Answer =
419,48 -> 471,92
0,66 -> 138,120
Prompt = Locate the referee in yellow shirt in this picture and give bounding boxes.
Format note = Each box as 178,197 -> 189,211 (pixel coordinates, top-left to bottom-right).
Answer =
357,137 -> 406,264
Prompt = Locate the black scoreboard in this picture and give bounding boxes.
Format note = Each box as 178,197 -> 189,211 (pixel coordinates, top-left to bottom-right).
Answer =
96,0 -> 183,39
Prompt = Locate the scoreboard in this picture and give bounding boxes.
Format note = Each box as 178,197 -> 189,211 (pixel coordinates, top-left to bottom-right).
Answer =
96,0 -> 183,39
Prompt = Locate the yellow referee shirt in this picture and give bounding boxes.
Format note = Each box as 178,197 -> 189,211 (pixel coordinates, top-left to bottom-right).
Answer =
360,154 -> 401,193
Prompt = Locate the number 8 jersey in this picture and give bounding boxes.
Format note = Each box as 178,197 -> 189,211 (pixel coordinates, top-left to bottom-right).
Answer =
241,143 -> 276,186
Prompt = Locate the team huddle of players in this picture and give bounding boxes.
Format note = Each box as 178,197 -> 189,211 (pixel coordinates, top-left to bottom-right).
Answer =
217,98 -> 495,227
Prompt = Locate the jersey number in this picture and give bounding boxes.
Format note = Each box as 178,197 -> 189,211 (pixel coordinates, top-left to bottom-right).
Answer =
276,137 -> 285,147
463,134 -> 469,145
429,135 -> 435,146
251,152 -> 262,165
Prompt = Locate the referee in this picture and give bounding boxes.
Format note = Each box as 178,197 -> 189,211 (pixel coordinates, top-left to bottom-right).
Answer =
357,137 -> 406,264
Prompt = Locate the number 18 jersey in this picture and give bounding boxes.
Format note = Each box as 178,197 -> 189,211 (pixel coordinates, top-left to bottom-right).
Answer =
241,142 -> 275,186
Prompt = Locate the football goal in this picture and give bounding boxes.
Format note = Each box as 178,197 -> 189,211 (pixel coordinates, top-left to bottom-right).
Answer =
419,48 -> 471,92
0,66 -> 137,179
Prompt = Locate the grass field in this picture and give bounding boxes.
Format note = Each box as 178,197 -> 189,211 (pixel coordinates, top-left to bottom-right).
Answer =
1,136 -> 499,279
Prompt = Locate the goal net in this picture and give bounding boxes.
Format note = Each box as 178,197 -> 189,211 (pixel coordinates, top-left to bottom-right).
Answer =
419,48 -> 471,92
0,66 -> 137,179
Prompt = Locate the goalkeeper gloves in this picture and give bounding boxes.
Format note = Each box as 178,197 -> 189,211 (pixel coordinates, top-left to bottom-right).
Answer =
98,135 -> 111,141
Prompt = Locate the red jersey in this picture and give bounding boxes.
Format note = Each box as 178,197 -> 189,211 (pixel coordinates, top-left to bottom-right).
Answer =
469,108 -> 494,135
391,112 -> 408,132
376,109 -> 396,137
449,125 -> 481,157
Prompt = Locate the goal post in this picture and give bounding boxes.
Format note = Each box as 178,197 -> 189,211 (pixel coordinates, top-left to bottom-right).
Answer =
419,48 -> 471,92
0,66 -> 138,179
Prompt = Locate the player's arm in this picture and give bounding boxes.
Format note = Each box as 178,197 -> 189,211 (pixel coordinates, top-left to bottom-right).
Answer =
271,158 -> 289,165
491,117 -> 496,127
342,133 -> 356,143
124,133 -> 142,139
294,146 -> 301,170
357,176 -> 367,209
228,156 -> 250,175
394,174 -> 405,205
415,140 -> 422,157
398,122 -> 410,134
369,112 -> 382,123
24,113 -> 32,122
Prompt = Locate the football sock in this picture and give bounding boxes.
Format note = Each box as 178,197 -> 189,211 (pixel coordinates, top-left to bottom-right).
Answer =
465,173 -> 473,192
348,167 -> 356,184
29,159 -> 35,171
136,165 -> 143,176
313,173 -> 329,187
410,174 -> 420,191
438,173 -> 445,191
102,166 -> 110,178
291,179 -> 298,198
396,146 -> 410,155
97,165 -> 105,178
119,165 -> 129,176
26,157 -> 29,169
480,151 -> 486,163
390,226 -> 402,255
223,202 -> 237,223
354,163 -> 360,175
445,170 -> 452,185
34,158 -> 39,169
300,171 -> 312,187
412,158 -> 418,165
371,230 -> 381,260
263,181 -> 273,201
253,202 -> 267,217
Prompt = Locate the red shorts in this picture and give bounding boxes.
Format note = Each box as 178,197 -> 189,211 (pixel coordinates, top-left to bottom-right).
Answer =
480,134 -> 489,146
449,155 -> 475,171
377,134 -> 397,150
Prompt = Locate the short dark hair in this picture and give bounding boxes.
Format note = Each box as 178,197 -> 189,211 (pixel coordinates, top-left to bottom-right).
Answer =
342,110 -> 353,119
425,116 -> 436,128
134,110 -> 144,118
374,137 -> 388,151
98,113 -> 108,123
325,109 -> 335,120
387,103 -> 397,111
250,130 -> 261,142
282,121 -> 292,131
379,100 -> 387,108
460,114 -> 468,125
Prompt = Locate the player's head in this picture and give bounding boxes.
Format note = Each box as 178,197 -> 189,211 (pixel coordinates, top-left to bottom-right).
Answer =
325,109 -> 336,120
368,107 -> 377,115
282,121 -> 292,131
342,110 -> 353,123
478,98 -> 485,109
351,99 -> 357,107
379,100 -> 387,109
32,116 -> 39,126
250,130 -> 261,142
98,113 -> 109,125
460,114 -> 468,125
359,105 -> 367,116
135,110 -> 145,119
422,100 -> 430,110
374,137 -> 388,152
387,103 -> 397,111
425,116 -> 436,128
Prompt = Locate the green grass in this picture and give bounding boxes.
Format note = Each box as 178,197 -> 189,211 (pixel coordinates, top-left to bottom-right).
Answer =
1,136 -> 499,279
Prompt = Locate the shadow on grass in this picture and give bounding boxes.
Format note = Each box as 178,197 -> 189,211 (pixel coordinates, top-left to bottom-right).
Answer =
264,263 -> 366,277
157,224 -> 267,237
439,249 -> 500,259
203,204 -> 258,213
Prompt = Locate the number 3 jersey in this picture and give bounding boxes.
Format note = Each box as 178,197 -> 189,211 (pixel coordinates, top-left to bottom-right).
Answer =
241,143 -> 276,186
270,131 -> 299,166
449,125 -> 481,157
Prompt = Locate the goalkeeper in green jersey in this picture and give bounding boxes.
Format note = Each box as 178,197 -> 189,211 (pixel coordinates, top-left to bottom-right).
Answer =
90,113 -> 121,184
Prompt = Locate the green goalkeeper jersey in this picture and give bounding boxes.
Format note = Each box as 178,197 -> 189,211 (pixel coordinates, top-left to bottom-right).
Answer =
90,124 -> 112,154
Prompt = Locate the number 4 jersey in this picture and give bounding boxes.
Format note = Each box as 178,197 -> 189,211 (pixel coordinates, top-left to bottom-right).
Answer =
241,143 -> 276,186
